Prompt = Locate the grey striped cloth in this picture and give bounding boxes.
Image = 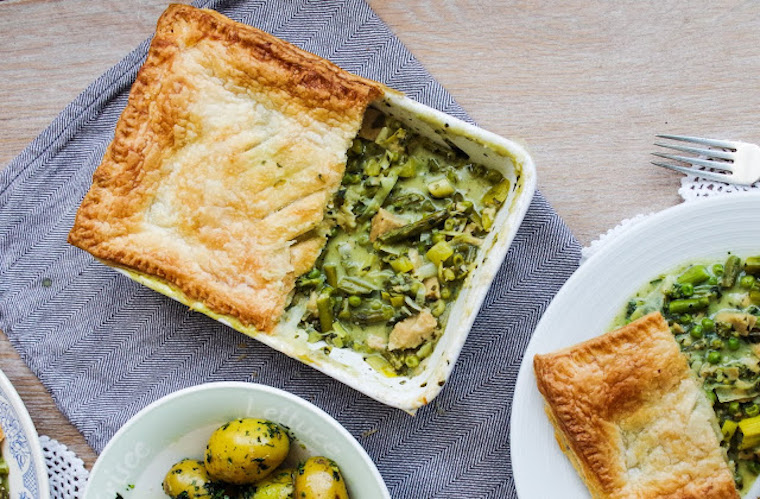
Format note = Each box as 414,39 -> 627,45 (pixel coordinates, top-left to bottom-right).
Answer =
0,0 -> 581,497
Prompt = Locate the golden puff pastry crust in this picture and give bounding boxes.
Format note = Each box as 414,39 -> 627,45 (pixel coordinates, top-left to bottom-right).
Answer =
533,312 -> 739,499
68,4 -> 384,332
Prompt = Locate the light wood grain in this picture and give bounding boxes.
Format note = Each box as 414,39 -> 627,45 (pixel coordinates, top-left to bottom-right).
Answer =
2,0 -> 760,475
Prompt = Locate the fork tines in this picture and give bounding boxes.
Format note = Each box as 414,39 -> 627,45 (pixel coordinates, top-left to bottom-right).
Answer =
652,134 -> 760,186
652,134 -> 737,173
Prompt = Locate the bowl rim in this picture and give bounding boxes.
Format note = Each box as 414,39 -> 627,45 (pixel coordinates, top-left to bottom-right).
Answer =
85,381 -> 390,498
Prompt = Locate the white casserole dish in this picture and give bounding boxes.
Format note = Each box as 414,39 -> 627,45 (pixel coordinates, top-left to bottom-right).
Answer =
119,90 -> 536,412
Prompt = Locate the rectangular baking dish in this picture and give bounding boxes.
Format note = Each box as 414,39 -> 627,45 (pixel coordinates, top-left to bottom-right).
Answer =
117,90 -> 536,412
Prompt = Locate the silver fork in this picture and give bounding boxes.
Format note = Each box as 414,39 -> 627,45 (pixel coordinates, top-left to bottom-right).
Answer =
652,134 -> 760,186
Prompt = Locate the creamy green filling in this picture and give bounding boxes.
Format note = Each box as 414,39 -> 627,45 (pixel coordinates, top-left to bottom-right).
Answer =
614,255 -> 760,494
292,110 -> 510,376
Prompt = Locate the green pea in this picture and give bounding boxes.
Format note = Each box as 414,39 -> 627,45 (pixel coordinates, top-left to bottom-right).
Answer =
690,325 -> 704,339
680,283 -> 694,297
727,337 -> 741,351
707,351 -> 722,364
701,317 -> 716,332
440,287 -> 451,300
729,401 -> 741,414
746,404 -> 760,417
740,275 -> 756,289
348,296 -> 362,307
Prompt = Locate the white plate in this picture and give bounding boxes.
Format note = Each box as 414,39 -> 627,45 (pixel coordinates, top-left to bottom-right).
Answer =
0,368 -> 50,499
85,381 -> 390,499
511,192 -> 760,498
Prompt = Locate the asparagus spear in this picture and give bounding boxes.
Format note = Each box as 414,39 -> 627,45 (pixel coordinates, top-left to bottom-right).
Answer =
722,255 -> 741,288
377,209 -> 448,243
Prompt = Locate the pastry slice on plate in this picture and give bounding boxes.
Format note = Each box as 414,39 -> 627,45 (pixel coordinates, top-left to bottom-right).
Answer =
534,312 -> 739,499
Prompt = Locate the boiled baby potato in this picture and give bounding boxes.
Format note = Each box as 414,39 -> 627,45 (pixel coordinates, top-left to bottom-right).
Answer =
162,458 -> 216,499
239,468 -> 295,499
205,418 -> 290,484
293,456 -> 349,499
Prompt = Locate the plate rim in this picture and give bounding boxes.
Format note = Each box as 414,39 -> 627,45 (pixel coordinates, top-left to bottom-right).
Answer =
510,191 -> 760,498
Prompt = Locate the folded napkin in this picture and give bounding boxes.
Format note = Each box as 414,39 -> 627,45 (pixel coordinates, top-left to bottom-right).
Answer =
0,0 -> 581,497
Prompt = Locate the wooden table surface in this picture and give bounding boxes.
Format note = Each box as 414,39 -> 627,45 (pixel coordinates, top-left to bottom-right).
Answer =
2,0 -> 759,475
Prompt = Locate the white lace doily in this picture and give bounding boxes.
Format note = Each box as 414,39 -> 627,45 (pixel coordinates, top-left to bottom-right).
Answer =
41,436 -> 89,499
584,176 -> 760,260
678,168 -> 760,201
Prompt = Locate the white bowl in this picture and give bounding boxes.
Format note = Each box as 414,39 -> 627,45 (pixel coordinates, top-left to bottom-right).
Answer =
85,382 -> 389,499
511,192 -> 760,498
0,368 -> 49,499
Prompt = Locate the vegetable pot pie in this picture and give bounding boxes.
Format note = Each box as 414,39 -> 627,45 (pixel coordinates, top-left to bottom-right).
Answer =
534,312 -> 739,499
69,3 -> 527,396
68,4 -> 384,332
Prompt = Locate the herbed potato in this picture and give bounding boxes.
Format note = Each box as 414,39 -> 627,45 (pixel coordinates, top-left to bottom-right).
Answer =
293,456 -> 349,499
162,459 -> 216,499
204,418 -> 290,484
239,468 -> 295,499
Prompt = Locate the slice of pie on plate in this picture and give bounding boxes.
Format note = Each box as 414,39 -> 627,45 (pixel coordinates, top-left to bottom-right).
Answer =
533,312 -> 739,499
